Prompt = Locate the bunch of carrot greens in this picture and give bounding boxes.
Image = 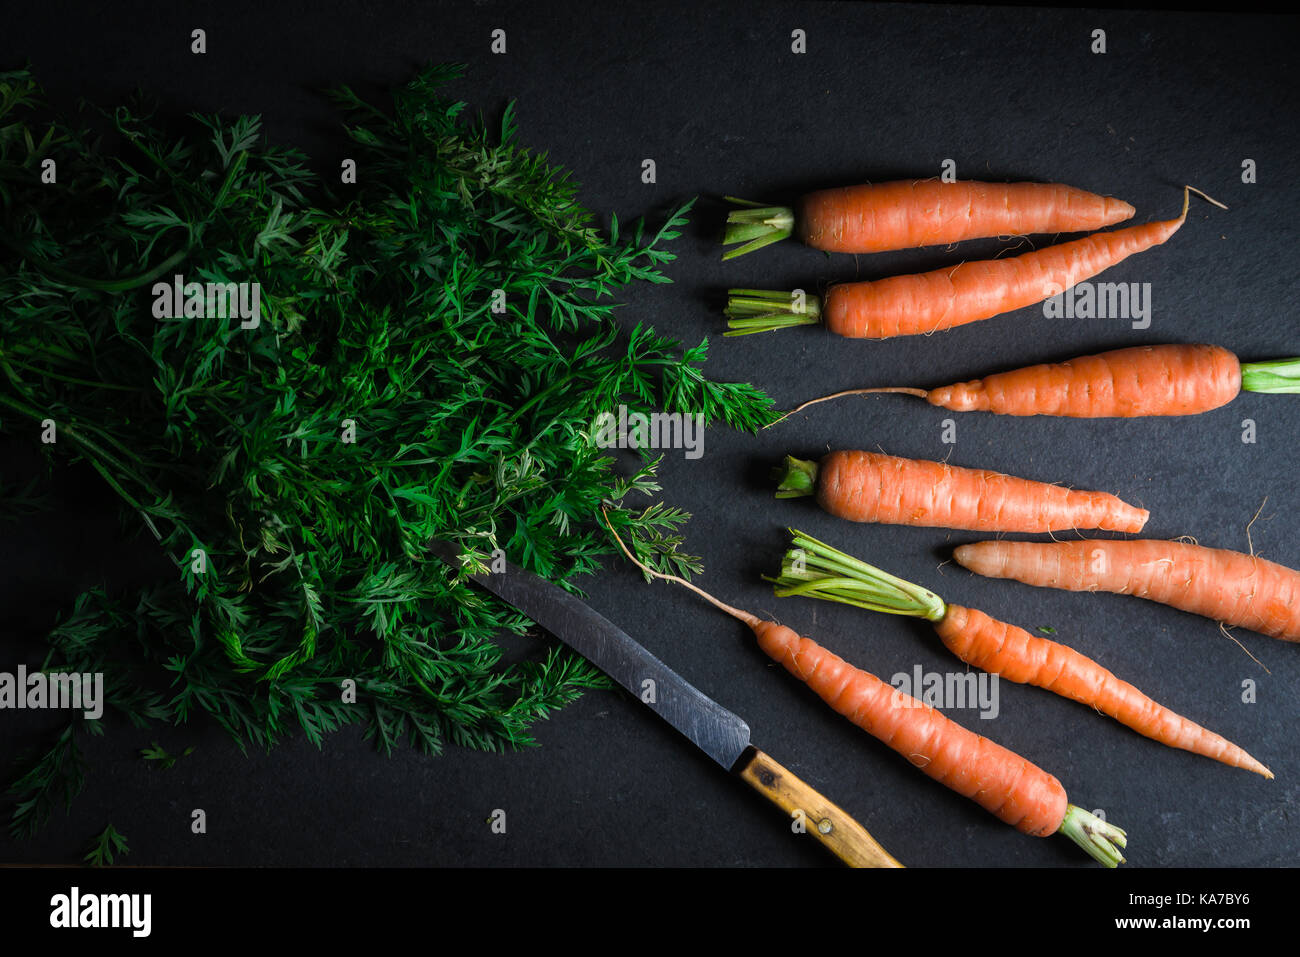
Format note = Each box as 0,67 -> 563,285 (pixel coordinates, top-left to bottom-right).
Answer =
0,65 -> 777,840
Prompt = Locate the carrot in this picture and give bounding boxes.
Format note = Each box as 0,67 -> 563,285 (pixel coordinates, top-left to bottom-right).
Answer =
777,343 -> 1300,423
600,510 -> 1129,866
955,538 -> 1300,643
721,179 -> 1134,260
772,529 -> 1273,778
725,187 -> 1217,337
774,451 -> 1149,533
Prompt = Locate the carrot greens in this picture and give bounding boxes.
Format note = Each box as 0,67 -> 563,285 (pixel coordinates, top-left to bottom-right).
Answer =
0,65 -> 777,839
83,823 -> 129,867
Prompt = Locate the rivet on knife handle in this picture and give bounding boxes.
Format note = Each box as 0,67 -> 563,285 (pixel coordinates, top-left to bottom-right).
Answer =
737,747 -> 903,868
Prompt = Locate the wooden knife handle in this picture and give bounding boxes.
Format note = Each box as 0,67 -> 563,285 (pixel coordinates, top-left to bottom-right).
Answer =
737,747 -> 903,868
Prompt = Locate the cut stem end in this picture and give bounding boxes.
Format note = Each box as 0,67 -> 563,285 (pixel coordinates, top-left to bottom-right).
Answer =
772,455 -> 819,499
1241,356 -> 1300,394
721,197 -> 796,260
770,528 -> 947,621
1058,804 -> 1128,868
724,288 -> 822,336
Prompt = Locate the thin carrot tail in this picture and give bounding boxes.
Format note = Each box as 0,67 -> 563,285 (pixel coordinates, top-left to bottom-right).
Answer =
1228,751 -> 1274,780
770,387 -> 931,426
1135,185 -> 1224,242
1185,184 -> 1228,211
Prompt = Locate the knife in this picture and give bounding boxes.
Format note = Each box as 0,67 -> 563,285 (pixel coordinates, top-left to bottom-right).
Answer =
430,541 -> 903,868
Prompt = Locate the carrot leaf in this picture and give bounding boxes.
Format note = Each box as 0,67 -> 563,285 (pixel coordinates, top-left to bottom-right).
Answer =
83,823 -> 130,867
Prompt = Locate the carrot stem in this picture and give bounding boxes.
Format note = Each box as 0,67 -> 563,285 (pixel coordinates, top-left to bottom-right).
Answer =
721,198 -> 795,260
724,288 -> 822,336
599,508 -> 760,627
1240,357 -> 1300,394
769,528 -> 947,621
772,454 -> 819,498
1058,804 -> 1128,868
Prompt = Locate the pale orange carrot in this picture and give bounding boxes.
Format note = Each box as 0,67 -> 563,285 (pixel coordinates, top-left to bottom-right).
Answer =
774,451 -> 1149,533
776,343 -> 1300,423
601,511 -> 1128,865
955,539 -> 1300,643
938,606 -> 1271,778
721,180 -> 1134,259
726,188 -> 1212,337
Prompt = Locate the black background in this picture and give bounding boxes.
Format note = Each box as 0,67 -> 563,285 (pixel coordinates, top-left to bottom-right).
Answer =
0,0 -> 1297,877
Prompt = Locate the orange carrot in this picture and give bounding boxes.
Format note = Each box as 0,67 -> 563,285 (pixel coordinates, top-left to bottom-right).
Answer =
725,188 -> 1212,337
771,530 -> 1272,779
774,451 -> 1149,533
955,539 -> 1300,643
752,618 -> 1070,836
778,343 -> 1300,423
601,510 -> 1129,865
721,180 -> 1134,260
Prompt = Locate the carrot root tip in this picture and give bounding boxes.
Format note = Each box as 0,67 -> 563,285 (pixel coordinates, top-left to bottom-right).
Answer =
783,386 -> 930,421
1184,184 -> 1229,211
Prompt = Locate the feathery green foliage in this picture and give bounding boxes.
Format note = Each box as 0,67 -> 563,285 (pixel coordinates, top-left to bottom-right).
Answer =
0,64 -> 777,838
139,742 -> 195,769
83,823 -> 129,867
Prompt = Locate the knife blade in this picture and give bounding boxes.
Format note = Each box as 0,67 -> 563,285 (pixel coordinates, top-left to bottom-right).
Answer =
430,541 -> 902,868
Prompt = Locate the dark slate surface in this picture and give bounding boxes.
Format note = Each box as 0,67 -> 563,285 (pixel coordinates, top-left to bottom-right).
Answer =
0,1 -> 1296,868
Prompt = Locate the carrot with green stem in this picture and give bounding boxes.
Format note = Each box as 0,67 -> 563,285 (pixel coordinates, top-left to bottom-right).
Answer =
772,343 -> 1300,424
954,538 -> 1300,643
726,187 -> 1221,338
774,450 -> 1149,533
600,509 -> 1129,866
771,528 -> 1272,779
721,179 -> 1135,260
